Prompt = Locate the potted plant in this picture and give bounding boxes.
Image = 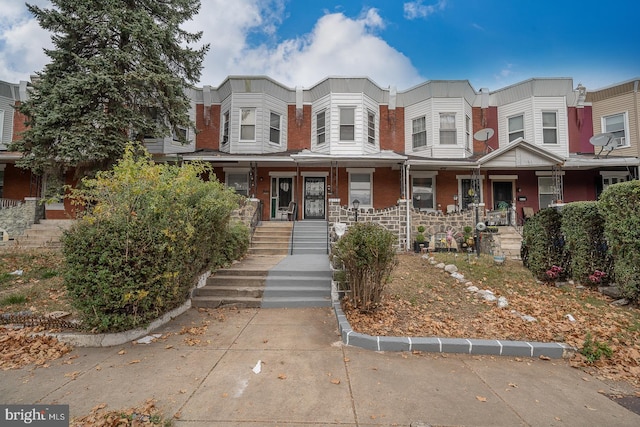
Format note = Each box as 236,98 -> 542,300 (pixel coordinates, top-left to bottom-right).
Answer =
463,225 -> 474,247
414,225 -> 426,253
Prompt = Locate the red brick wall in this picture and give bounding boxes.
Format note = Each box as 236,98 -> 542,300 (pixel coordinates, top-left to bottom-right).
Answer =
379,105 -> 405,152
287,105 -> 311,150
568,106 -> 594,154
472,106 -> 498,154
11,101 -> 28,140
3,164 -> 33,199
195,104 -> 220,150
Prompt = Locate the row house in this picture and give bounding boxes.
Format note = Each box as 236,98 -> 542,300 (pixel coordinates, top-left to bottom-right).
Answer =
2,76 -> 639,248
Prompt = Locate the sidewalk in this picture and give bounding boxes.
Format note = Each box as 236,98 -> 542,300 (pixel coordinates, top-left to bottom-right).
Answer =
2,307 -> 638,426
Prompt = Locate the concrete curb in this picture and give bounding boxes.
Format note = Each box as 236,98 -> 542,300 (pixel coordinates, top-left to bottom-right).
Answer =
48,271 -> 211,347
331,284 -> 576,359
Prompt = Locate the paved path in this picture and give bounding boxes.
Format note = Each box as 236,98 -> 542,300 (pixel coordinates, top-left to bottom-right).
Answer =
2,307 -> 639,426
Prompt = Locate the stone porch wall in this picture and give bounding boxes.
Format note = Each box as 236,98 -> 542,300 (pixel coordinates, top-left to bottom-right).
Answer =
0,198 -> 44,242
328,198 -> 475,252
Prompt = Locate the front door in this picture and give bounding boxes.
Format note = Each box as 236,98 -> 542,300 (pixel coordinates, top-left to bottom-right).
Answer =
270,177 -> 293,219
493,181 -> 513,210
303,177 -> 325,219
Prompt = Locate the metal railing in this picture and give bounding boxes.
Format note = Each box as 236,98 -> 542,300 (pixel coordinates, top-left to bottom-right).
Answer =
0,198 -> 22,209
249,199 -> 263,238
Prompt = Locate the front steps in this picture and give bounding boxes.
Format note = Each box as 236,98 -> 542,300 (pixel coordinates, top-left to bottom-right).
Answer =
291,221 -> 328,255
12,220 -> 75,248
248,221 -> 292,255
262,255 -> 332,308
494,226 -> 523,259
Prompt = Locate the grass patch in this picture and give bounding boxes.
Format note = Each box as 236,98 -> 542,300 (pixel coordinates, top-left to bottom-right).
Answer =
1,294 -> 27,306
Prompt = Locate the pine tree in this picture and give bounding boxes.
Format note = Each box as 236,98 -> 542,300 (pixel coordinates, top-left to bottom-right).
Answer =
10,0 -> 209,181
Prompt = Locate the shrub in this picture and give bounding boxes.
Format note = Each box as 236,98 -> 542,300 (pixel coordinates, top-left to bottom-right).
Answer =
332,222 -> 397,312
560,202 -> 612,285
521,208 -> 566,281
580,332 -> 613,364
598,180 -> 640,302
63,144 -> 247,332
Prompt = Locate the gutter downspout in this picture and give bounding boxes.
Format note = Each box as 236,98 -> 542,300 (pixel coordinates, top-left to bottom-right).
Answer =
405,163 -> 411,252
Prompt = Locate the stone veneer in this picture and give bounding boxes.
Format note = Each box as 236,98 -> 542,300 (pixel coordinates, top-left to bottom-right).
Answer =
328,198 -> 476,251
0,198 -> 44,242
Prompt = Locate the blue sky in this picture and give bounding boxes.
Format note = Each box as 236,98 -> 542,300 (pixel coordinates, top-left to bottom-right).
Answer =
1,0 -> 638,91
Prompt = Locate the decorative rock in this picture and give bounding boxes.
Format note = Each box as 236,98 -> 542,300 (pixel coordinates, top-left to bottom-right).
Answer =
464,281 -> 473,287
610,298 -> 630,307
466,285 -> 479,293
451,272 -> 465,281
435,263 -> 445,269
599,286 -> 622,299
497,296 -> 509,308
565,314 -> 575,322
483,293 -> 497,302
429,259 -> 438,265
444,264 -> 458,273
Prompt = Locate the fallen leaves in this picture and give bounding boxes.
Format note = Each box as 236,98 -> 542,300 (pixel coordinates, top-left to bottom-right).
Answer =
70,399 -> 167,427
0,326 -> 71,370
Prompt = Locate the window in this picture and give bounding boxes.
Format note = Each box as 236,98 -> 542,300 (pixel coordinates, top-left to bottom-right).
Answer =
508,114 -> 524,142
173,126 -> 188,142
602,112 -> 628,147
601,171 -> 629,193
0,168 -> 4,198
316,110 -> 326,145
412,177 -> 434,210
0,109 -> 4,144
538,176 -> 562,209
439,113 -> 456,145
465,115 -> 471,151
222,111 -> 229,145
412,116 -> 427,149
269,112 -> 281,144
240,108 -> 255,141
542,112 -> 557,144
367,109 -> 375,144
460,179 -> 481,210
227,173 -> 249,197
340,107 -> 355,141
349,173 -> 372,207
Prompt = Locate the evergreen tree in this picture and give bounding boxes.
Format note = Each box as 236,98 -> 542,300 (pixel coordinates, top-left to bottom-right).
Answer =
10,0 -> 209,180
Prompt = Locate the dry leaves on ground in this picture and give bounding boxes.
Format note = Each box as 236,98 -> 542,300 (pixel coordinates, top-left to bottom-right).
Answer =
343,253 -> 640,388
0,326 -> 71,370
70,399 -> 167,427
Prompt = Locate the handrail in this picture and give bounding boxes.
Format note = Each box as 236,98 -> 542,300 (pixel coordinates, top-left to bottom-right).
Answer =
290,219 -> 295,255
326,220 -> 330,254
249,199 -> 263,238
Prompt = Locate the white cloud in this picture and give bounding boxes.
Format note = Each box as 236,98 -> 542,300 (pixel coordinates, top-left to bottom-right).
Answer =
403,0 -> 448,20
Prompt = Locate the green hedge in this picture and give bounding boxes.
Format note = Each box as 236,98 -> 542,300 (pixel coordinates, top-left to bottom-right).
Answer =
560,201 -> 612,286
63,144 -> 249,332
521,208 -> 566,281
332,222 -> 397,312
598,180 -> 640,301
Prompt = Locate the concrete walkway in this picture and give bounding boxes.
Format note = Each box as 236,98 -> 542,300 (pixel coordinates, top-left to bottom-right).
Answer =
2,307 -> 639,426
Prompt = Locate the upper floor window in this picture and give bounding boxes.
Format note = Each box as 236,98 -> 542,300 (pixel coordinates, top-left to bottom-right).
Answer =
316,110 -> 326,145
439,113 -> 456,145
222,111 -> 230,145
340,107 -> 355,141
367,109 -> 375,144
412,116 -> 427,149
602,112 -> 629,148
172,126 -> 188,142
508,114 -> 524,142
240,108 -> 256,142
465,115 -> 471,151
542,112 -> 557,144
269,112 -> 281,145
0,109 -> 5,144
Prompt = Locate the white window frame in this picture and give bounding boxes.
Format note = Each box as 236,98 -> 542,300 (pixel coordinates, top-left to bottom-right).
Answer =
412,116 -> 427,149
269,111 -> 281,145
172,126 -> 188,142
316,110 -> 326,145
0,109 -> 4,143
465,115 -> 471,151
542,111 -> 557,144
339,107 -> 355,141
508,114 -> 524,142
367,109 -> 376,145
537,175 -> 563,209
240,108 -> 256,142
602,112 -> 629,148
347,168 -> 374,208
224,168 -> 250,197
600,171 -> 629,191
411,172 -> 437,211
221,110 -> 230,145
439,112 -> 456,145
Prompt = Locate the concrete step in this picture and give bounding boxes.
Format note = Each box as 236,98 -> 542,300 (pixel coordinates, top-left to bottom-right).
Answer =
252,235 -> 290,242
261,296 -> 332,308
191,296 -> 262,309
194,285 -> 264,298
206,275 -> 266,287
262,285 -> 329,298
248,247 -> 290,255
250,242 -> 290,249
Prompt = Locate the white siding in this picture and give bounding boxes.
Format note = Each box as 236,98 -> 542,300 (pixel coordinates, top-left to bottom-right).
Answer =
363,94 -> 379,155
311,94 -> 331,154
262,93 -> 288,153
431,98 -> 469,159
498,98 -> 534,147
404,99 -> 433,157
328,93 -> 364,155
0,96 -> 14,149
531,97 -> 569,157
163,97 -> 197,154
230,93 -> 264,154
219,96 -> 232,153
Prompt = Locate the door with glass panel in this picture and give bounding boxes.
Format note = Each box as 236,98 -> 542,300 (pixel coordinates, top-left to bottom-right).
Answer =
303,177 -> 325,220
270,177 -> 293,220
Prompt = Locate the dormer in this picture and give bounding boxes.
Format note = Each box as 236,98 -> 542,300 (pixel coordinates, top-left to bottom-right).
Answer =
401,80 -> 476,158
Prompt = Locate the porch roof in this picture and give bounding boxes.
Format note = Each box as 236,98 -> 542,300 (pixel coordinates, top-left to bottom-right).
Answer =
291,149 -> 406,164
475,138 -> 566,169
0,152 -> 23,162
563,153 -> 640,169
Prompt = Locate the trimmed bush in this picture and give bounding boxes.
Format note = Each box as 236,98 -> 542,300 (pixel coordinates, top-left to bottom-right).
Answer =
332,222 -> 397,312
63,144 -> 248,332
560,202 -> 612,285
521,208 -> 566,281
598,181 -> 640,302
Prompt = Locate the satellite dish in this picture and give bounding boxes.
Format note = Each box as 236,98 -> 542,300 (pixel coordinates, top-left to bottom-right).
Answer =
589,132 -> 616,158
476,222 -> 487,231
474,128 -> 495,154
